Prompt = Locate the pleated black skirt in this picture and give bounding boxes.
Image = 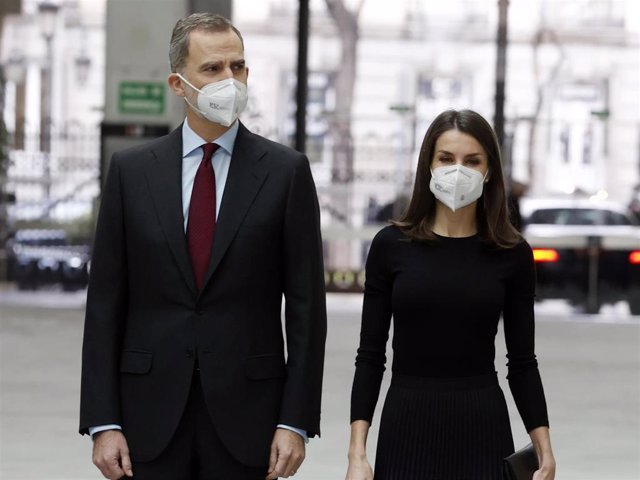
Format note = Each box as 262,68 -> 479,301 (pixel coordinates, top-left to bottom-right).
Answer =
374,373 -> 515,480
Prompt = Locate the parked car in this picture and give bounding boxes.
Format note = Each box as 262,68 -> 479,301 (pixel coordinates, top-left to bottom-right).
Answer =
628,184 -> 640,223
6,229 -> 90,291
520,196 -> 640,315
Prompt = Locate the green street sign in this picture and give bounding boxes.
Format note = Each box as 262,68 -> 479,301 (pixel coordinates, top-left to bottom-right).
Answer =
118,81 -> 165,115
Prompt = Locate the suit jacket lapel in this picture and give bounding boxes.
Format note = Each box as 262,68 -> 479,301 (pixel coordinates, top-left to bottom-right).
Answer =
144,126 -> 198,295
201,123 -> 268,290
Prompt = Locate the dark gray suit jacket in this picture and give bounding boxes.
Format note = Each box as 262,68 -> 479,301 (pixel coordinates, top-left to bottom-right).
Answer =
79,123 -> 327,467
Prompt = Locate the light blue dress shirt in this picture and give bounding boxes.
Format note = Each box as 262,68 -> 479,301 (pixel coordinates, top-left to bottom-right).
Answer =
89,119 -> 307,443
181,118 -> 235,230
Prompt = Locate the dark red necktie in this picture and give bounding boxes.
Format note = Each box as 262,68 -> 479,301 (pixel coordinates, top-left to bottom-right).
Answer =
187,143 -> 219,291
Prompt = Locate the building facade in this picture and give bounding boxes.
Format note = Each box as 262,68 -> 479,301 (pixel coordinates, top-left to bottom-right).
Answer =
1,0 -> 638,274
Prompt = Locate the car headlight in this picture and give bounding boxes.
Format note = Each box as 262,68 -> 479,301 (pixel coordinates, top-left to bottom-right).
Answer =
37,258 -> 58,270
17,256 -> 32,266
66,256 -> 84,269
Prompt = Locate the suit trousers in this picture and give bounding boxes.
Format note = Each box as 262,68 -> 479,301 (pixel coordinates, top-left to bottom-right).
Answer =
131,369 -> 268,480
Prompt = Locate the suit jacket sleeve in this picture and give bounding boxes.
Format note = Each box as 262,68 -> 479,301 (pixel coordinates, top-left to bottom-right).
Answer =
79,153 -> 128,434
278,155 -> 327,438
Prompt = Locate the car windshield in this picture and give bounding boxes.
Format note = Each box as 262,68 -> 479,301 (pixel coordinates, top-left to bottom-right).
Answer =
528,208 -> 632,226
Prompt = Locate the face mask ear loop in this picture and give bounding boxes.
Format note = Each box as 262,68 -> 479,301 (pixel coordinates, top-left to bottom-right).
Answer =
176,73 -> 202,94
482,172 -> 491,225
183,95 -> 203,116
176,73 -> 209,119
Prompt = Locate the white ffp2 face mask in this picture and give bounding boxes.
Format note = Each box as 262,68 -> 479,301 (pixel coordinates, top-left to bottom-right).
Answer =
429,164 -> 488,212
178,74 -> 248,127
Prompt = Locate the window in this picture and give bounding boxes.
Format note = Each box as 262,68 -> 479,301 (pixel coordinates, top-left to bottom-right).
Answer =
528,208 -> 632,226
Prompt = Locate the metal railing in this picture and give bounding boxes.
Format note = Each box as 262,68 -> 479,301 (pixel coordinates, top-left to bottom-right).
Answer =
5,125 -> 100,225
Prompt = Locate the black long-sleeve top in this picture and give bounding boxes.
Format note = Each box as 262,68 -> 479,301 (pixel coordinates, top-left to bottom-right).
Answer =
350,226 -> 549,432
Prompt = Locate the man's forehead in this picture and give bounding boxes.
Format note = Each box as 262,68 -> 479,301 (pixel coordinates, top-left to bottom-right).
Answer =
186,31 -> 243,59
188,28 -> 242,47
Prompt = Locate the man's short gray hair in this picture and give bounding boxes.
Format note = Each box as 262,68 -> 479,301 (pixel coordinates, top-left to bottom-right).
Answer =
169,13 -> 244,73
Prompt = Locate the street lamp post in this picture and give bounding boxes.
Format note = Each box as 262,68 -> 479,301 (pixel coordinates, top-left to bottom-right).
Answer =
37,1 -> 59,205
4,54 -> 27,150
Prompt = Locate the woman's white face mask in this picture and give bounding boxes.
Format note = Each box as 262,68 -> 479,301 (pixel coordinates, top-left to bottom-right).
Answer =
177,74 -> 248,127
429,164 -> 488,212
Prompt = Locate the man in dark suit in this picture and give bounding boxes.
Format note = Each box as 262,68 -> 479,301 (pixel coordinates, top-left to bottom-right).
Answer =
79,13 -> 327,480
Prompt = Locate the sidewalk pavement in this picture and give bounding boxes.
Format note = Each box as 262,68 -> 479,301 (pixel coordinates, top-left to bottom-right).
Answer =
1,291 -> 639,479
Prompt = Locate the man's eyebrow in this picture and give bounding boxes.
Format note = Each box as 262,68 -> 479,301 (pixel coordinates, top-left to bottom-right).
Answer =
198,60 -> 222,71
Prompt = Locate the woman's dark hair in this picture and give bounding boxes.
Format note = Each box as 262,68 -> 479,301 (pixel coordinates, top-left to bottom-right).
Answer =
392,109 -> 521,248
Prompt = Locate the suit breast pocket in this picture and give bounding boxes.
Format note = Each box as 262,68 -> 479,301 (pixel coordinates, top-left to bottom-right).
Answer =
120,349 -> 153,375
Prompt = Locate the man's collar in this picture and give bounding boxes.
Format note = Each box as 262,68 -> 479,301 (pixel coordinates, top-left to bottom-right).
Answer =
181,119 -> 240,158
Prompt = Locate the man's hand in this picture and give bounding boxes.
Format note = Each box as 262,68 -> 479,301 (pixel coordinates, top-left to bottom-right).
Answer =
265,428 -> 305,479
92,430 -> 133,479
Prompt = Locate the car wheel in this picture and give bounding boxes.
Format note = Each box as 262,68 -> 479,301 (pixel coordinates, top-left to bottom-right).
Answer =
629,296 -> 640,316
580,299 -> 601,315
17,281 -> 33,291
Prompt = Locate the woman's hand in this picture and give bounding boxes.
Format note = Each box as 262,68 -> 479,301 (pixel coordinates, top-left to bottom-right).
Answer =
345,455 -> 374,480
529,426 -> 556,480
532,461 -> 556,480
346,420 -> 373,480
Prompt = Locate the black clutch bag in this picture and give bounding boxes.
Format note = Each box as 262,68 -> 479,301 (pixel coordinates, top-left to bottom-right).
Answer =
503,443 -> 538,480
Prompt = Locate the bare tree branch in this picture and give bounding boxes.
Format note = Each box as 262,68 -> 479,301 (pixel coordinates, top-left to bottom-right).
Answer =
527,28 -> 565,182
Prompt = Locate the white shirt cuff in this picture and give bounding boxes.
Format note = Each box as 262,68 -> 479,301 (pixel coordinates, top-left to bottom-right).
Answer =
88,423 -> 308,444
277,424 -> 309,443
88,424 -> 122,438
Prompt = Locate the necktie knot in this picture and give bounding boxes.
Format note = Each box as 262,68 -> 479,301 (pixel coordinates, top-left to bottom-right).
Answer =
201,143 -> 219,167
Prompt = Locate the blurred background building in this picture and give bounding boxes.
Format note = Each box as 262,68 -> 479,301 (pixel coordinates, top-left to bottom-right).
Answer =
234,0 -> 640,275
0,0 -> 639,282
1,0 -> 103,232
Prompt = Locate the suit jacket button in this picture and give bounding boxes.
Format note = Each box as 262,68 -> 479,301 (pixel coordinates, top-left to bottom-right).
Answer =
185,348 -> 194,357
196,310 -> 204,316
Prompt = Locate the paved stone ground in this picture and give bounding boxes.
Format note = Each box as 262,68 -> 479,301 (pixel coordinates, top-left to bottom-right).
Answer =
0,291 -> 638,479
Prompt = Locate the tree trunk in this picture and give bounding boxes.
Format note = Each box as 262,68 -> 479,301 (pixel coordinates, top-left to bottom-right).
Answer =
325,0 -> 364,183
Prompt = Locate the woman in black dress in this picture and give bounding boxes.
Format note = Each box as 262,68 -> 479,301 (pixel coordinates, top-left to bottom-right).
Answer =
345,110 -> 556,480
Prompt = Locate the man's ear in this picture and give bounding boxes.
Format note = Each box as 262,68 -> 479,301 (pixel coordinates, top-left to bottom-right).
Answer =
167,73 -> 185,97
